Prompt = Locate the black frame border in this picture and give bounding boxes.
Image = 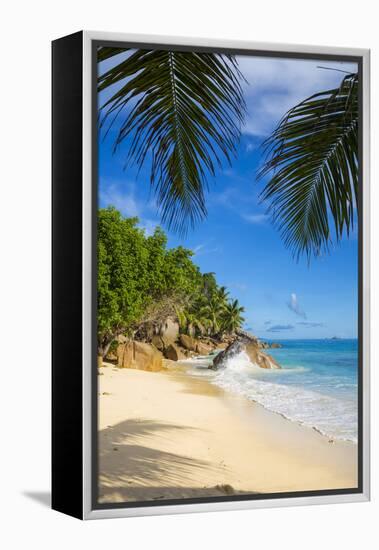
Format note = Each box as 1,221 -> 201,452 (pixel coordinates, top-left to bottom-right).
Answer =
52,31 -> 84,519
91,39 -> 364,512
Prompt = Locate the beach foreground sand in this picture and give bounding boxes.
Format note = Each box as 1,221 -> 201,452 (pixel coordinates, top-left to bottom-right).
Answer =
98,364 -> 358,503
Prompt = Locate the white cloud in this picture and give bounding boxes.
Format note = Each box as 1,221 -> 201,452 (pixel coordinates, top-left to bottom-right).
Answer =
237,56 -> 358,137
99,179 -> 139,218
99,179 -> 161,237
193,243 -> 206,254
242,213 -> 268,224
245,142 -> 257,153
287,293 -> 307,319
193,242 -> 222,256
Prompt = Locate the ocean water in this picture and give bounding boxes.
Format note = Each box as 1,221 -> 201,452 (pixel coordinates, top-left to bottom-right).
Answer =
183,339 -> 358,443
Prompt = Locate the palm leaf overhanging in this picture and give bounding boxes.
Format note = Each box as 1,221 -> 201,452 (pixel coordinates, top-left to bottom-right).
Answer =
258,72 -> 358,260
98,48 -> 246,234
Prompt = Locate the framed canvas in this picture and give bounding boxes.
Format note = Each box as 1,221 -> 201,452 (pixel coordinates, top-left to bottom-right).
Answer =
52,31 -> 370,520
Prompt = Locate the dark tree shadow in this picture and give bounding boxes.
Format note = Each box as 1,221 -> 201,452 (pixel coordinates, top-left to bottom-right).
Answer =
98,418 -> 235,503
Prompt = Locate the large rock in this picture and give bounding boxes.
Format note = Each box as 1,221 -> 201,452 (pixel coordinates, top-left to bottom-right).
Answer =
215,342 -> 227,350
159,318 -> 179,344
116,334 -> 129,344
164,343 -> 185,361
211,340 -> 245,370
117,341 -> 133,368
179,334 -> 197,351
211,339 -> 281,370
259,340 -> 282,349
244,343 -> 281,369
134,341 -> 163,371
105,350 -> 118,362
151,335 -> 165,351
259,341 -> 269,349
117,341 -> 163,371
196,341 -> 213,355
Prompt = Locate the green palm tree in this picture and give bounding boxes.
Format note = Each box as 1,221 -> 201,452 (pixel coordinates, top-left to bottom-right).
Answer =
175,306 -> 209,337
259,72 -> 358,260
216,285 -> 230,305
200,297 -> 226,335
98,47 -> 246,234
221,299 -> 245,334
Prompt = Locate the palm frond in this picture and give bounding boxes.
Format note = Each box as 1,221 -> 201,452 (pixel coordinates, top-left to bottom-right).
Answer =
98,47 -> 127,62
98,48 -> 246,234
258,72 -> 358,260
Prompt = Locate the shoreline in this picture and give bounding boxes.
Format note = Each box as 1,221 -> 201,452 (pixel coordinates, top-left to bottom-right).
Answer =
176,355 -> 358,445
98,363 -> 357,503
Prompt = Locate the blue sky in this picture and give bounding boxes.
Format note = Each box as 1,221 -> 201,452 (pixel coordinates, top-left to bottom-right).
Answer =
98,52 -> 358,339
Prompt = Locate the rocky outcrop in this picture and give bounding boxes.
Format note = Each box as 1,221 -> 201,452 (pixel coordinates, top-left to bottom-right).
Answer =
117,341 -> 163,371
104,350 -> 118,362
116,334 -> 129,344
215,342 -> 227,350
235,329 -> 259,345
259,340 -> 283,349
159,318 -> 179,343
134,342 -> 163,371
196,342 -> 213,355
211,337 -> 281,370
179,334 -> 218,355
211,340 -> 245,370
244,343 -> 281,369
151,335 -> 165,351
179,334 -> 197,351
117,341 -> 134,368
164,343 -> 185,361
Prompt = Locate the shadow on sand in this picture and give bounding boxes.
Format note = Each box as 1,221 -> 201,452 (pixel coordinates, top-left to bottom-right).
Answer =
98,418 -> 249,503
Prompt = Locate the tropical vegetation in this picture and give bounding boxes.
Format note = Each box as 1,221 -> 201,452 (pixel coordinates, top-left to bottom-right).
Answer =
97,207 -> 245,358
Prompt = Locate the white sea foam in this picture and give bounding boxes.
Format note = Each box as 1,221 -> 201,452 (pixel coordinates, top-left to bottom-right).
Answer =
188,351 -> 357,443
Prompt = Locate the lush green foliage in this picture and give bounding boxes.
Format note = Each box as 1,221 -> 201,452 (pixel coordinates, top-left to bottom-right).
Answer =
97,207 -> 245,354
221,299 -> 246,334
98,48 -> 246,235
176,281 -> 245,338
259,73 -> 358,260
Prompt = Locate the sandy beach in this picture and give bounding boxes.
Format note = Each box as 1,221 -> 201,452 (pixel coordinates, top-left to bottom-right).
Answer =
98,363 -> 358,504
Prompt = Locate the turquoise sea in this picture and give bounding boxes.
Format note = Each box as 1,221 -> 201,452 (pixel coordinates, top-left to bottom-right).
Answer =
185,339 -> 358,443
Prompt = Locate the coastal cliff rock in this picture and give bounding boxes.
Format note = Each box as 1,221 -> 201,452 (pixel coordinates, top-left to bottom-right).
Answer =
117,341 -> 134,368
196,341 -> 214,355
151,335 -> 165,350
164,343 -> 185,361
244,343 -> 281,369
159,318 -> 179,343
211,340 -> 245,370
117,341 -> 163,371
179,334 -> 217,355
134,342 -> 163,371
179,334 -> 197,351
210,338 -> 281,370
259,340 -> 283,349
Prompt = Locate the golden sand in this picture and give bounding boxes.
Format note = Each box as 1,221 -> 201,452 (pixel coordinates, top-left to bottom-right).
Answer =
98,364 -> 358,503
